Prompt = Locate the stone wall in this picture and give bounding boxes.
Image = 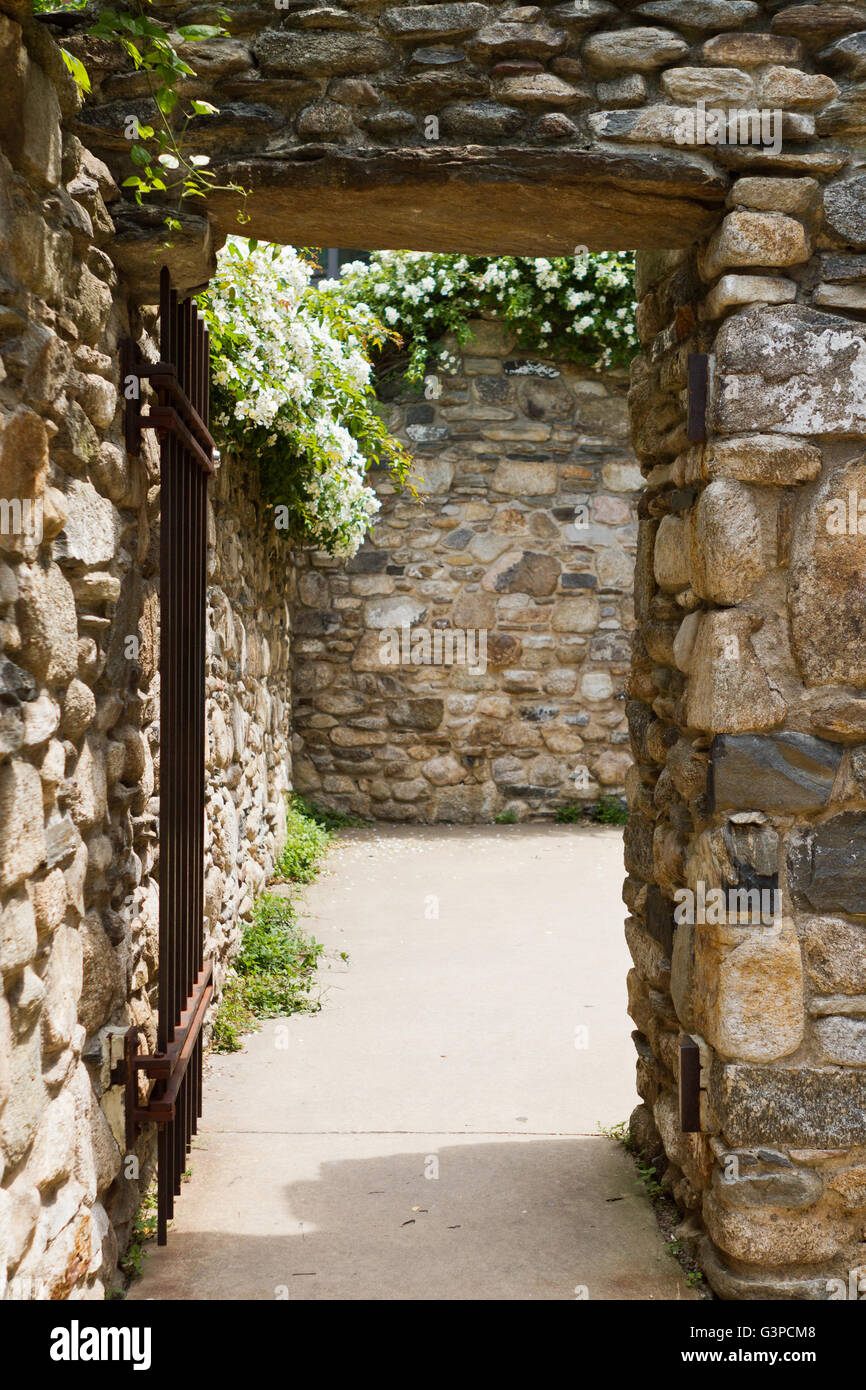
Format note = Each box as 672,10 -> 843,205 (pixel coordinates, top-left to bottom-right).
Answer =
3,0 -> 866,1303
292,321 -> 640,822
0,7 -> 292,1299
204,449 -> 293,988
0,5 -> 157,1297
62,0 -> 860,268
626,196 -> 866,1297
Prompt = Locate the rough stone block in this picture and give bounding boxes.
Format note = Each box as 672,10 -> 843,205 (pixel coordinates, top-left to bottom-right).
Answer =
702,434 -> 822,485
466,20 -> 568,59
688,478 -> 776,604
0,761 -> 45,891
758,66 -> 839,109
685,610 -> 786,734
788,813 -> 866,917
714,305 -> 866,436
814,1015 -> 866,1066
661,64 -> 754,104
824,173 -> 866,248
702,32 -> 803,65
726,175 -> 821,216
703,1190 -> 841,1265
652,513 -> 690,591
702,272 -> 797,318
582,25 -> 688,71
253,29 -> 393,74
789,453 -> 866,685
635,0 -> 758,32
701,211 -> 810,280
694,917 -> 804,1062
802,914 -> 866,995
710,732 -> 842,812
711,1060 -> 866,1147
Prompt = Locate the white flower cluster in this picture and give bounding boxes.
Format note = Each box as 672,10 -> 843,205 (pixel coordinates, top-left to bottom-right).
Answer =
200,240 -> 399,556
338,250 -> 638,379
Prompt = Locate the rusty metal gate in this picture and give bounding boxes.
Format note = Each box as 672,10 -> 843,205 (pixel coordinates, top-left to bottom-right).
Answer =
122,267 -> 215,1244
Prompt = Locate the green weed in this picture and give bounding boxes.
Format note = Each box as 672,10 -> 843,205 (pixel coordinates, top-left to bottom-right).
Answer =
211,893 -> 324,1053
275,795 -> 333,882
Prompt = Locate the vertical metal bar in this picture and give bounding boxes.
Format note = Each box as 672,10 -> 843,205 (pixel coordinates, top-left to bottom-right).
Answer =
168,282 -> 180,1045
187,301 -> 198,1169
169,281 -> 183,1237
153,269 -> 212,1241
157,265 -> 173,1249
157,1126 -> 169,1247
196,318 -> 209,1133
180,290 -> 191,1206
183,295 -> 195,1173
192,311 -> 204,1139
157,266 -> 171,1060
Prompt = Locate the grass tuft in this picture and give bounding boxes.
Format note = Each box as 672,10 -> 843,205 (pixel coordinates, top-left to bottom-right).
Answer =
212,893 -> 325,1053
275,795 -> 334,882
555,795 -> 629,826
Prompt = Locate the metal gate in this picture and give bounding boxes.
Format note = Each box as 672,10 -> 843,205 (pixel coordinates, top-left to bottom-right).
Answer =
122,267 -> 215,1244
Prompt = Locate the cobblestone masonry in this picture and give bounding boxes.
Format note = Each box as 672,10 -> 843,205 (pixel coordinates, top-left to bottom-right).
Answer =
0,8 -> 292,1297
2,0 -> 866,1300
62,0 -> 864,288
292,323 -> 640,822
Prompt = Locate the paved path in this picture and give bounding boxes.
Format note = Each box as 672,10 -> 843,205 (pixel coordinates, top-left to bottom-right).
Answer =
130,825 -> 696,1301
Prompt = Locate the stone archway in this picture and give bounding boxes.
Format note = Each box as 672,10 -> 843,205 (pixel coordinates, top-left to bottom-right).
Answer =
2,0 -> 865,1299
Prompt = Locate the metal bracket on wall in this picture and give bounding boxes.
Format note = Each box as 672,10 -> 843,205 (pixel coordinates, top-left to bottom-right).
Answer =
686,352 -> 709,444
679,1034 -> 702,1133
121,337 -> 217,475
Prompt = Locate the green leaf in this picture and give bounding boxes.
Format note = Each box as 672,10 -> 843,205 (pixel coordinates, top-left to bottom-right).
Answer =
136,18 -> 169,39
189,100 -> 219,116
177,24 -> 223,40
87,9 -> 120,39
156,87 -> 178,116
60,49 -> 91,95
143,45 -> 172,67
120,39 -> 143,67
130,144 -> 152,166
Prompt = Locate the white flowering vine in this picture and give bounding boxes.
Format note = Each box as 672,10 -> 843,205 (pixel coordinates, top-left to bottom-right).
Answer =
335,250 -> 638,383
198,240 -> 411,556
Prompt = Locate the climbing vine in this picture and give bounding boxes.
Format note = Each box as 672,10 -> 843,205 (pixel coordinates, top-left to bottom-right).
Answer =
334,251 -> 638,384
33,0 -> 247,228
197,240 -> 412,557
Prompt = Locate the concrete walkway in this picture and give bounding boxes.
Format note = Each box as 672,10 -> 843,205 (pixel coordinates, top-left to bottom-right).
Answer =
130,825 -> 696,1301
